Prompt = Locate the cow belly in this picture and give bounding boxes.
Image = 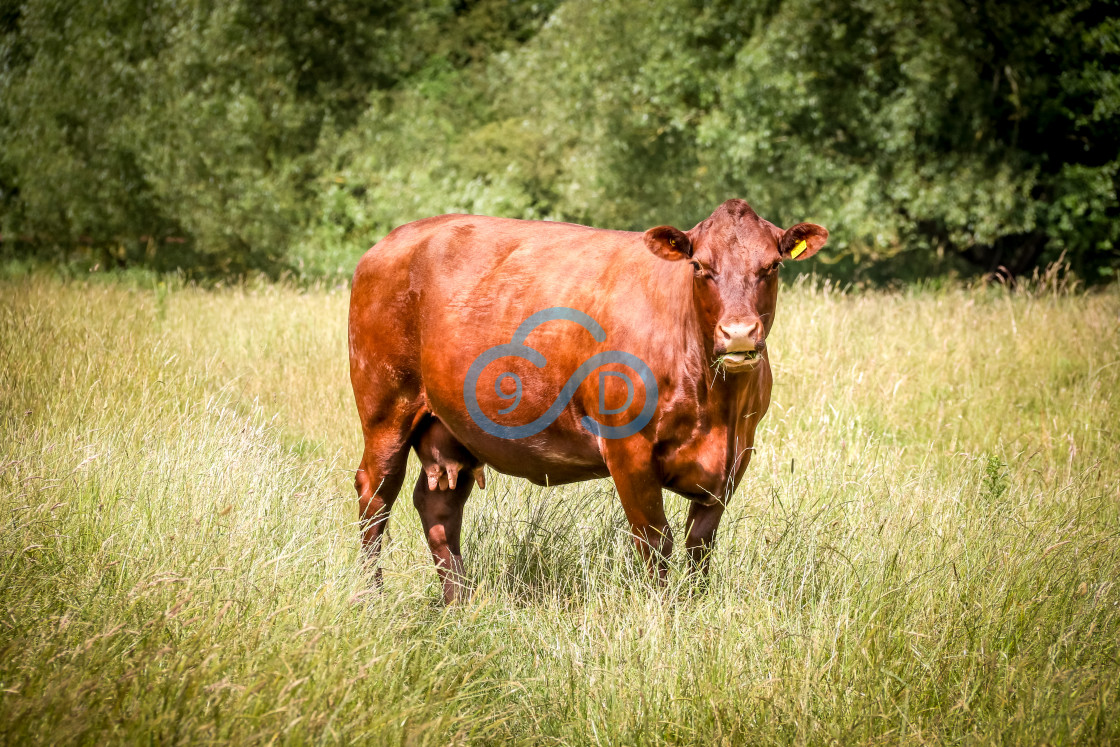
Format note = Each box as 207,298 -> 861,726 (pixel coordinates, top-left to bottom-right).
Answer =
416,318 -> 613,486
488,456 -> 611,487
445,425 -> 610,486
421,389 -> 609,486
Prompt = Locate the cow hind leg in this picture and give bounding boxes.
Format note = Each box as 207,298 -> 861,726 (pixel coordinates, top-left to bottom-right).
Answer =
354,401 -> 423,584
411,421 -> 481,604
356,442 -> 407,575
413,473 -> 474,604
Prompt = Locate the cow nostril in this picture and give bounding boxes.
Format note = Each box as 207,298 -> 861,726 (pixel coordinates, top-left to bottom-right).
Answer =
717,321 -> 764,352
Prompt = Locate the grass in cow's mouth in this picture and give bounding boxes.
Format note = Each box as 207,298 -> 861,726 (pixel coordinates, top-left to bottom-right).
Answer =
714,350 -> 761,371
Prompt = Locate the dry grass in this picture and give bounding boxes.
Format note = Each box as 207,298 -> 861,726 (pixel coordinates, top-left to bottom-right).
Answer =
1,271 -> 1118,744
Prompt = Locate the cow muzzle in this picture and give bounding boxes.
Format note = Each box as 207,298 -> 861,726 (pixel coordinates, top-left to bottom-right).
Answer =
715,320 -> 765,371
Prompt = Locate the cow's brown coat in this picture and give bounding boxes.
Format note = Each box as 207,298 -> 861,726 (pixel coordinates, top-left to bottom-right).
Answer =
349,199 -> 827,602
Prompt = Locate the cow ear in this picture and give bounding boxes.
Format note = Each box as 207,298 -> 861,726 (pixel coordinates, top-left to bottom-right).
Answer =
643,225 -> 692,261
779,223 -> 828,261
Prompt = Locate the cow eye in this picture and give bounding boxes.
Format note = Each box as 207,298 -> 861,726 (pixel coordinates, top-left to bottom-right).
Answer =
689,259 -> 707,276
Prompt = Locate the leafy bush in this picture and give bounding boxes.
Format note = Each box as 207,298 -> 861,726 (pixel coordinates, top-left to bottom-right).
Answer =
2,0 -> 1117,280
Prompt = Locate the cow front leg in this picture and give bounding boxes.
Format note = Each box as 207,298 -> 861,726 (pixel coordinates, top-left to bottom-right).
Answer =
604,441 -> 673,584
684,500 -> 725,585
624,500 -> 674,585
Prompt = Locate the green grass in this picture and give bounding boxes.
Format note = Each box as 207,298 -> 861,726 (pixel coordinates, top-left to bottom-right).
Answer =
1,271 -> 1118,744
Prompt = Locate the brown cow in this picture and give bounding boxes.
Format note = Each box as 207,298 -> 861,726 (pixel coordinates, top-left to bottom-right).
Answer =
349,199 -> 827,602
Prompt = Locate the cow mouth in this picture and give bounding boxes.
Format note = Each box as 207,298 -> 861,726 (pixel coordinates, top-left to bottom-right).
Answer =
717,350 -> 762,370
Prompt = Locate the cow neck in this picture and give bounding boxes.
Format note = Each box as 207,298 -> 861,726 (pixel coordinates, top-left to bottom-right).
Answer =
724,359 -> 760,422
639,254 -> 709,374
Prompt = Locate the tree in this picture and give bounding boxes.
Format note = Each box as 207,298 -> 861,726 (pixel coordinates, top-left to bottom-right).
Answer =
2,0 -> 1117,279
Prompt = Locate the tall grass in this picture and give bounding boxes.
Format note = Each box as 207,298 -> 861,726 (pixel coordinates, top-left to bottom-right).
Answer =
1,272 -> 1118,744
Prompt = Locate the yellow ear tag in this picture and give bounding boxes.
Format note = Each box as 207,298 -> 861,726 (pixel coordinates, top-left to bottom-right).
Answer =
791,239 -> 808,259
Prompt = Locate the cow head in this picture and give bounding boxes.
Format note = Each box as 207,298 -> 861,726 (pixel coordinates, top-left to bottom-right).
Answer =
643,199 -> 827,372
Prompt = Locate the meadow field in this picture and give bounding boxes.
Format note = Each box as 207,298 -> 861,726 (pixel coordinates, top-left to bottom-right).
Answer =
1,270 -> 1118,745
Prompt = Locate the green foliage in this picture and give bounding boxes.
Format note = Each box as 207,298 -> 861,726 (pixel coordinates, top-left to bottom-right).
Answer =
0,0 -> 557,274
981,453 -> 1011,506
1,0 -> 1118,279
1,0 -> 176,250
